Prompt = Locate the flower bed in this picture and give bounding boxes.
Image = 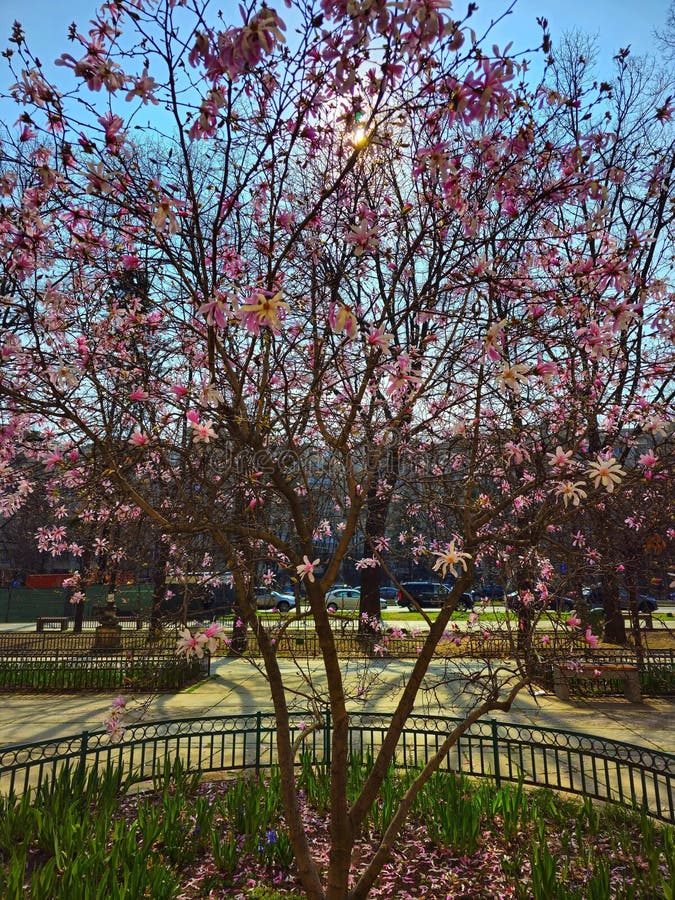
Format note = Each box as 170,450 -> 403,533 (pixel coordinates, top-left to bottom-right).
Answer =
1,755 -> 672,899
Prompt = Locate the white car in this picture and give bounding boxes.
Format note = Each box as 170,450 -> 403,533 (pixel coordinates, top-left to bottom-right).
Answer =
326,587 -> 387,612
253,587 -> 295,613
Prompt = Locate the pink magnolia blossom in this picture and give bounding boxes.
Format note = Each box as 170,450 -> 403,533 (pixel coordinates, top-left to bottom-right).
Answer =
199,296 -> 229,329
296,556 -> 320,582
328,303 -> 358,339
152,196 -> 181,234
176,627 -> 208,658
191,7 -> 286,83
584,627 -> 600,648
92,537 -> 109,555
504,442 -> 530,466
125,68 -> 159,105
496,361 -> 529,394
483,319 -> 506,361
189,419 -> 217,444
202,621 -> 226,653
638,450 -> 658,469
547,446 -> 574,468
128,430 -> 149,447
532,356 -> 559,382
103,714 -> 125,742
98,112 -> 126,152
366,326 -> 393,352
236,290 -> 288,333
355,557 -> 379,570
345,218 -> 380,256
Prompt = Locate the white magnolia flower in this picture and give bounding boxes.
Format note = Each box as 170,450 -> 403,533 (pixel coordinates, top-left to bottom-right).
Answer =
554,480 -> 587,507
431,541 -> 472,578
496,361 -> 529,394
586,455 -> 626,492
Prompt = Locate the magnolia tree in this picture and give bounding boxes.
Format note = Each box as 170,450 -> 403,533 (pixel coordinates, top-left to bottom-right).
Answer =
1,1 -> 674,896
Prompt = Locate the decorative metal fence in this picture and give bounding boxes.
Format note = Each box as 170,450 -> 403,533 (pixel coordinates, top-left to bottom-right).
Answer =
0,651 -> 209,692
0,712 -> 672,823
0,631 -> 176,655
533,649 -> 675,697
0,620 -> 585,654
0,626 -> 672,694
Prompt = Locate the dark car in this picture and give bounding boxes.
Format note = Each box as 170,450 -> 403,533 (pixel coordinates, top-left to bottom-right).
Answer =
397,582 -> 473,610
546,594 -> 575,612
505,591 -> 574,613
583,585 -> 658,614
379,586 -> 399,602
471,584 -> 507,602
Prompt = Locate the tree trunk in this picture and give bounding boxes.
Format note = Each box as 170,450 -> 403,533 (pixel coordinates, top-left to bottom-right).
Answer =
148,541 -> 169,640
359,446 -> 398,641
625,573 -> 644,655
229,599 -> 249,655
255,619 -> 325,898
73,596 -> 84,632
326,707 -> 354,899
602,572 -> 626,645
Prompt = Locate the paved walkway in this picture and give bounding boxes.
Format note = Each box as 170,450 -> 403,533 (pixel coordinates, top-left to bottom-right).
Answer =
0,654 -> 673,754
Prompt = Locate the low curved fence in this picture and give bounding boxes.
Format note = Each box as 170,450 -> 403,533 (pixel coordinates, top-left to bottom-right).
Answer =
1,712 -> 672,823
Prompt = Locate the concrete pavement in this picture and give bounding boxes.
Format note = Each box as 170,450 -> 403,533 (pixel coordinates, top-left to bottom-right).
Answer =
0,652 -> 673,755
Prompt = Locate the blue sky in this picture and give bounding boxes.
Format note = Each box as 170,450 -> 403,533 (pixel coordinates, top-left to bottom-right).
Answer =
490,0 -> 667,61
0,0 -> 670,98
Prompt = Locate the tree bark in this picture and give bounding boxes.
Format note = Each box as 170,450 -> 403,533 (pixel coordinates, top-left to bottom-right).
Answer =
602,571 -> 626,645
359,445 -> 399,640
148,540 -> 169,639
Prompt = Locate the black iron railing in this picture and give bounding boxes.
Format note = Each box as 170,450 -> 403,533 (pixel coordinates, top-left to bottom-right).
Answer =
1,627 -> 672,693
0,712 -> 672,822
0,651 -> 209,692
533,649 -> 675,697
0,631 -> 177,654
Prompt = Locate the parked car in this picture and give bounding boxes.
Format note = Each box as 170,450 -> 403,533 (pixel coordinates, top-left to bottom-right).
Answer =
379,586 -> 399,602
253,587 -> 295,613
470,584 -> 507,602
397,582 -> 473,610
505,591 -> 574,613
326,587 -> 387,612
583,585 -> 658,614
546,594 -> 575,612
